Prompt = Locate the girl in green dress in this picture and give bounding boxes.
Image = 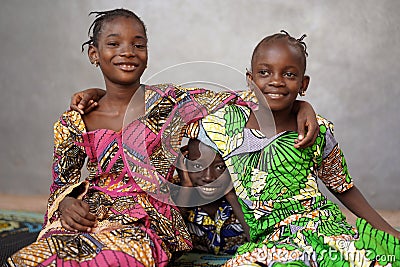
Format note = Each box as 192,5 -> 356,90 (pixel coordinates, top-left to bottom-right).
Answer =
192,31 -> 400,266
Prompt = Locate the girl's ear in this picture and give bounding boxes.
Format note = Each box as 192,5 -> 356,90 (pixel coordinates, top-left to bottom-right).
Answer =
246,68 -> 253,87
246,68 -> 253,79
88,44 -> 99,65
299,75 -> 310,96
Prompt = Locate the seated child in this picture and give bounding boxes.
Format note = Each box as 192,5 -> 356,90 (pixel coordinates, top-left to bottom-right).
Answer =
190,31 -> 400,266
174,139 -> 249,255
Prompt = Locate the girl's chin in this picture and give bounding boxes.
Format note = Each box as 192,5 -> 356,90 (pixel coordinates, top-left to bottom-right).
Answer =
196,187 -> 226,201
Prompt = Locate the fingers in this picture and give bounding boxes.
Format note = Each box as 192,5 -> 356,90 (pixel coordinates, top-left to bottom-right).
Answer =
83,100 -> 98,114
60,218 -> 78,232
61,214 -> 97,233
180,169 -> 193,187
176,148 -> 189,170
294,116 -> 307,148
70,93 -> 84,115
60,199 -> 97,232
294,122 -> 319,149
296,122 -> 306,144
176,151 -> 193,187
70,93 -> 97,115
77,96 -> 94,115
180,145 -> 189,153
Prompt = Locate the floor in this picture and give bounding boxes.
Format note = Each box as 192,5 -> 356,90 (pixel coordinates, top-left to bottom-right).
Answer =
0,193 -> 399,228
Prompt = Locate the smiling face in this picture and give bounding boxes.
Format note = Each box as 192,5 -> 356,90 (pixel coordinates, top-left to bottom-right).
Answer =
249,39 -> 309,113
186,140 -> 231,201
88,16 -> 148,88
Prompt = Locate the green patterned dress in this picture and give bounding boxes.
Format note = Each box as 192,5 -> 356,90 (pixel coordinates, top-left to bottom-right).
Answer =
189,104 -> 399,267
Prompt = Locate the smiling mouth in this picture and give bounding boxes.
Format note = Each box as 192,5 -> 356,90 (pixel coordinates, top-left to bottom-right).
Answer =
265,93 -> 285,99
201,186 -> 218,193
115,63 -> 138,71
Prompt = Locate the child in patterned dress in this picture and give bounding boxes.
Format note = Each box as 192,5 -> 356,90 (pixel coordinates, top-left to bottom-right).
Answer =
8,8 -> 321,267
192,31 -> 400,266
174,139 -> 250,255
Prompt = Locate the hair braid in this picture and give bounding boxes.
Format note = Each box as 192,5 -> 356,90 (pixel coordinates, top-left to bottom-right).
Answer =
251,30 -> 309,71
81,8 -> 147,52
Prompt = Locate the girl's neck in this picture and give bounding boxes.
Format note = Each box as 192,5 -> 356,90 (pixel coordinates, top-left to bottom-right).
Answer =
82,83 -> 145,132
101,82 -> 143,109
272,108 -> 297,134
199,198 -> 223,217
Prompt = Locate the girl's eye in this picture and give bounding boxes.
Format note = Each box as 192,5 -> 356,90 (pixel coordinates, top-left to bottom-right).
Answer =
107,42 -> 118,47
216,165 -> 226,171
134,44 -> 147,50
258,70 -> 270,77
192,163 -> 203,169
284,72 -> 297,78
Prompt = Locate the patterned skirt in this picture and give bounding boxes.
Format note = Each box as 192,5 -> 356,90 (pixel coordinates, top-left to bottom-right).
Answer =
223,218 -> 400,267
6,191 -> 192,267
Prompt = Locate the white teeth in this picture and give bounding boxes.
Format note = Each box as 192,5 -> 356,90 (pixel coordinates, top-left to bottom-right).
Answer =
201,187 -> 217,192
119,64 -> 136,71
268,93 -> 283,97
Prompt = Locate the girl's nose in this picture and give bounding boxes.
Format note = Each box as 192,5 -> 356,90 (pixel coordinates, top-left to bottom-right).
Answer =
202,168 -> 217,183
119,44 -> 136,57
268,74 -> 284,87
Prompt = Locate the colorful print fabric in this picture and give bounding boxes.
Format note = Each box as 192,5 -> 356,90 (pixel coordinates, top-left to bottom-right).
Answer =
192,104 -> 400,266
186,199 -> 247,255
6,84 -> 250,267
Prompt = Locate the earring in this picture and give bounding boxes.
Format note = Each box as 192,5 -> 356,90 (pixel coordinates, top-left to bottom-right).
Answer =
93,60 -> 99,67
299,90 -> 306,97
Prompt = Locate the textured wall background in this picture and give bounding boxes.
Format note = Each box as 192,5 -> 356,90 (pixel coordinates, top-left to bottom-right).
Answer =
0,0 -> 399,209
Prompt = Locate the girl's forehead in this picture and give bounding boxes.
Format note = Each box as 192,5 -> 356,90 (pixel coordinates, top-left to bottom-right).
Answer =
99,16 -> 146,36
253,40 -> 305,68
259,40 -> 299,57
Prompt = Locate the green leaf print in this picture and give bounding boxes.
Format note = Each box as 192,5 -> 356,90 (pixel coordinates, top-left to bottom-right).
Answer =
354,218 -> 400,266
259,132 -> 313,199
223,105 -> 247,137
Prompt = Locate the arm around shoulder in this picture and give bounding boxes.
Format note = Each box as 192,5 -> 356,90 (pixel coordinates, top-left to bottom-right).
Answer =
70,88 -> 106,114
292,100 -> 318,149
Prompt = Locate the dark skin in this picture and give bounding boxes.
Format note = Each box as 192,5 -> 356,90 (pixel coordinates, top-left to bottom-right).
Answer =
59,196 -> 97,232
248,38 -> 400,239
59,16 -> 148,233
70,91 -> 319,149
247,38 -> 310,133
178,140 -> 250,241
67,28 -> 320,232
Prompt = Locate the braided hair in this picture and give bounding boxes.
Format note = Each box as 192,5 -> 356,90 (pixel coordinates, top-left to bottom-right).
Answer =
251,30 -> 309,71
81,8 -> 147,52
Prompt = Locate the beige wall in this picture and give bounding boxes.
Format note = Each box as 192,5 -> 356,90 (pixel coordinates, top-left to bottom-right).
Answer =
1,0 -> 399,209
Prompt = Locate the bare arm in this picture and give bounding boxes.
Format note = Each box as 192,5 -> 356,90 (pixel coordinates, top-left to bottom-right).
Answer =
224,189 -> 250,241
333,185 -> 400,239
292,100 -> 319,149
174,148 -> 194,219
70,88 -> 106,114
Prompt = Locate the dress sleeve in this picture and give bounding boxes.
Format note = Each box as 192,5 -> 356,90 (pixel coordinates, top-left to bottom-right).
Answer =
317,117 -> 353,193
43,111 -> 87,226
